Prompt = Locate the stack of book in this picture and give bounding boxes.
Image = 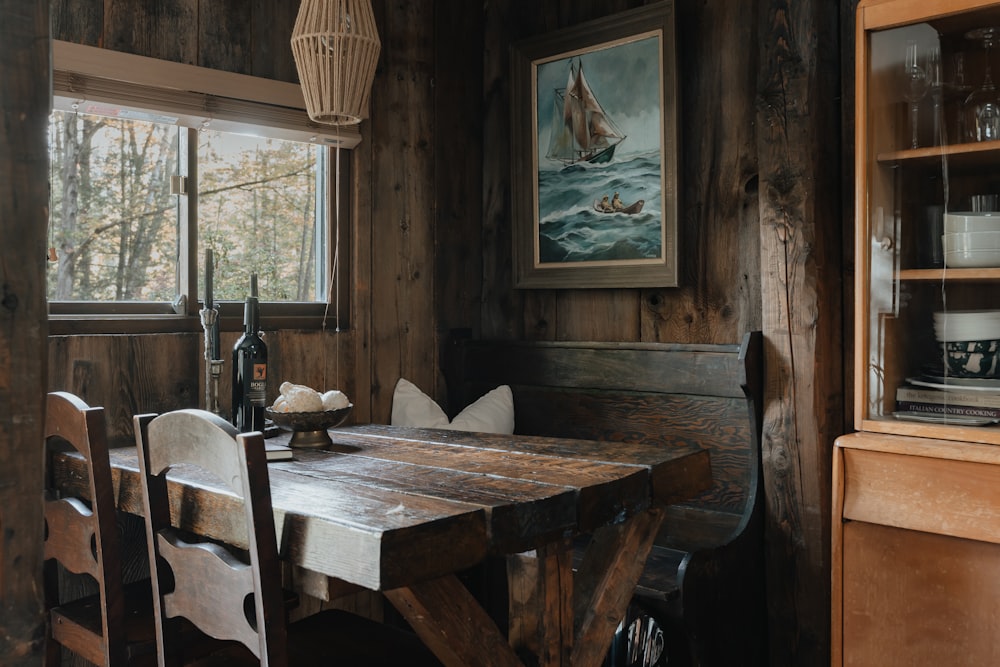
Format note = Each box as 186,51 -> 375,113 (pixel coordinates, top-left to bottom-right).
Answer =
895,383 -> 1000,420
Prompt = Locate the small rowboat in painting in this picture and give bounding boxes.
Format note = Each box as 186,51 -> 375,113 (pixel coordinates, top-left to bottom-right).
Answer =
593,199 -> 645,215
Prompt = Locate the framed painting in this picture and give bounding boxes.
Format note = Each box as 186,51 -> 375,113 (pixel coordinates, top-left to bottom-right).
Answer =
510,2 -> 679,289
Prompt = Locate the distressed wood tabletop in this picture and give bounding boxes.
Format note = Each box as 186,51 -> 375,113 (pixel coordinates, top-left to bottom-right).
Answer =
54,423 -> 710,666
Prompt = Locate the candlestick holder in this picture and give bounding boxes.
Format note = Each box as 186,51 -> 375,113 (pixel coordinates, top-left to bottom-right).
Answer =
208,359 -> 225,417
199,307 -> 225,416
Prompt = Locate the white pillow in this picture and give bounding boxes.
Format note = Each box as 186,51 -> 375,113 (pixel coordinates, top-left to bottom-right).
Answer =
390,378 -> 514,434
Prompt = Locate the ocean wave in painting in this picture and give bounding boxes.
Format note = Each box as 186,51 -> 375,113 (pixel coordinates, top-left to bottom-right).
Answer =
537,152 -> 663,264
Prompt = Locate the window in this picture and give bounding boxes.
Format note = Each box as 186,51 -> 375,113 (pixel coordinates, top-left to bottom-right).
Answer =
48,106 -> 183,304
48,41 -> 356,334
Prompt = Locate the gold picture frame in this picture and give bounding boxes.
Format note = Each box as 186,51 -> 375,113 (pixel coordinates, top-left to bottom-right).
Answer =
510,2 -> 679,289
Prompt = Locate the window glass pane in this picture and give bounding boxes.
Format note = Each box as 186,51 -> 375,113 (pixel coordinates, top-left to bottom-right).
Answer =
198,130 -> 326,303
47,109 -> 180,301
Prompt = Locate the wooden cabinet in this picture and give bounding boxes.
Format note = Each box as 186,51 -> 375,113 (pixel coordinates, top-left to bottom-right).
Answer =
832,434 -> 1000,665
854,0 -> 1000,444
836,1 -> 1000,664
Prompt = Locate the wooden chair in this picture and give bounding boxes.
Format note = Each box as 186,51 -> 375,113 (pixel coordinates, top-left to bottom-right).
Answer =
133,408 -> 441,667
43,390 -> 157,667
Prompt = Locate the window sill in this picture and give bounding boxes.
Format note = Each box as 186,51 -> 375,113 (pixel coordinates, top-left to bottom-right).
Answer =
47,313 -> 347,336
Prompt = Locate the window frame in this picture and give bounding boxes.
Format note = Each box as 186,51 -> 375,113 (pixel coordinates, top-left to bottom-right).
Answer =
48,41 -> 354,335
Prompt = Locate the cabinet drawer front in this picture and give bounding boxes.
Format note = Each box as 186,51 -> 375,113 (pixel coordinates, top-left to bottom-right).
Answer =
842,521 -> 1000,666
843,448 -> 1000,543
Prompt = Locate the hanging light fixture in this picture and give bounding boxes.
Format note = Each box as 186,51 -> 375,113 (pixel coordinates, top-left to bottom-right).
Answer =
291,0 -> 381,126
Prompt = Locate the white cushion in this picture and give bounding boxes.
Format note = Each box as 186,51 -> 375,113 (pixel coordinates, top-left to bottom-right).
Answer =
390,378 -> 514,434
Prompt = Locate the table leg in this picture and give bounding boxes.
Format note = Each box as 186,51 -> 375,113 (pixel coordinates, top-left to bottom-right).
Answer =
386,573 -> 524,667
506,508 -> 666,667
571,507 -> 665,667
536,537 -> 574,666
390,507 -> 664,667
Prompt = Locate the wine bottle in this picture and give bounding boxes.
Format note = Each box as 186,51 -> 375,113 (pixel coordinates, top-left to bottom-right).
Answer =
232,273 -> 267,432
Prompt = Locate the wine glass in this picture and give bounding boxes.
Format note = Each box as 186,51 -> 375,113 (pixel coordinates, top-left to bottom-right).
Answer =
928,46 -> 944,145
952,52 -> 971,140
964,27 -> 1000,142
902,40 -> 929,148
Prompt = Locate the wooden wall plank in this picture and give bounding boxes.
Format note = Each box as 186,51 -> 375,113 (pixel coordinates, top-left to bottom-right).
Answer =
433,0 -> 484,375
757,0 -> 844,665
367,0 -> 437,421
352,127 -> 376,424
48,335 -> 199,446
554,291 -> 641,342
481,0 -> 524,340
266,329 -> 358,413
104,0 -> 198,65
251,0 -> 299,82
0,0 -> 50,660
639,0 -> 761,345
47,329 -> 361,447
51,0 -> 103,45
198,0 -> 252,74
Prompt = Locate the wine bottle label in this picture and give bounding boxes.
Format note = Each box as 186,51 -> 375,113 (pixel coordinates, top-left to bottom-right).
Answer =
248,363 -> 267,406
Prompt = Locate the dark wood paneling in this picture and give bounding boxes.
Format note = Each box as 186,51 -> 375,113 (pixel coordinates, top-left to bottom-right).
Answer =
251,0 -> 300,82
480,0 -> 522,341
434,0 -> 484,365
198,0 -> 252,74
54,0 -> 297,79
264,329 -> 358,421
367,0 -> 437,421
757,0 -> 843,665
104,0 -> 198,65
0,0 -> 50,660
51,0 -> 103,45
47,329 -> 360,447
48,334 -> 200,446
641,0 -> 761,344
553,290 -> 641,342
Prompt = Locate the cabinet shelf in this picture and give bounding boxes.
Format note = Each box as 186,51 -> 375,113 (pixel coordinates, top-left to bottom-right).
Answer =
899,267 -> 1000,280
877,139 -> 1000,165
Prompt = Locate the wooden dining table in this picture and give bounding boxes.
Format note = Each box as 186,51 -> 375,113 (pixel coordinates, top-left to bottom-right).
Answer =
54,422 -> 710,667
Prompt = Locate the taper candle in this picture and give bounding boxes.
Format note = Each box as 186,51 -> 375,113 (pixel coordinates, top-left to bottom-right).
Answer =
205,249 -> 214,310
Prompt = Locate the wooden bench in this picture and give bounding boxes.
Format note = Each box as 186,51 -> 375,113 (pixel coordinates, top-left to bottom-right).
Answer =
445,331 -> 765,667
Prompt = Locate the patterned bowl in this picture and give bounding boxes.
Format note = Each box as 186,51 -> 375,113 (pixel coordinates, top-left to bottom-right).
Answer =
942,340 -> 1000,378
265,405 -> 352,448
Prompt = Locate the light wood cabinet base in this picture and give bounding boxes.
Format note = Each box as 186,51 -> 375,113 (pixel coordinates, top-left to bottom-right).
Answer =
842,521 -> 1000,666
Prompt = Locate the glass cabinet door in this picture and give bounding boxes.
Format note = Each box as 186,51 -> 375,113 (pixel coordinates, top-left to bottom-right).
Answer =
857,1 -> 1000,444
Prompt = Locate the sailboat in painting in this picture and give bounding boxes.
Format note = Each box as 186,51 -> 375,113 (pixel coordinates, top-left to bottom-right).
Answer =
546,58 -> 626,167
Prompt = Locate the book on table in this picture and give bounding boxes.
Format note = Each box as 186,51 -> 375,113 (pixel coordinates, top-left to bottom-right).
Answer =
264,442 -> 293,461
262,422 -> 293,461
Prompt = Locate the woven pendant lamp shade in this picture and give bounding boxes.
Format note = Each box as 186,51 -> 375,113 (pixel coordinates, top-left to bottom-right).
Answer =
291,0 -> 381,126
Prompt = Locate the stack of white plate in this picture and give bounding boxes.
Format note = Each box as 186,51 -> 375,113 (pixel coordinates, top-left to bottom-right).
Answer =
933,309 -> 1000,342
943,212 -> 1000,267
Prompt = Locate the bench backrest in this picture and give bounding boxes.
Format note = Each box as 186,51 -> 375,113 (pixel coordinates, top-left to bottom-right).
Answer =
445,331 -> 763,552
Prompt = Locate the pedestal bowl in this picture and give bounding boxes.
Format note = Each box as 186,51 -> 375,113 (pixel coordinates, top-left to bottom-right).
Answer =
265,405 -> 352,449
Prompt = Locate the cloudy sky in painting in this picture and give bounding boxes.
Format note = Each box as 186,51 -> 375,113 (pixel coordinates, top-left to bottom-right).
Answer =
535,33 -> 663,162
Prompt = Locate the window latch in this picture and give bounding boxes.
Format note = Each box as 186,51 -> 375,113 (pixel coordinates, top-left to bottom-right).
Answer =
170,175 -> 187,195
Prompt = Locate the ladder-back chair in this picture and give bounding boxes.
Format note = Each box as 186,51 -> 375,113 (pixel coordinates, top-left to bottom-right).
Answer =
134,408 -> 440,667
43,390 -> 157,667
